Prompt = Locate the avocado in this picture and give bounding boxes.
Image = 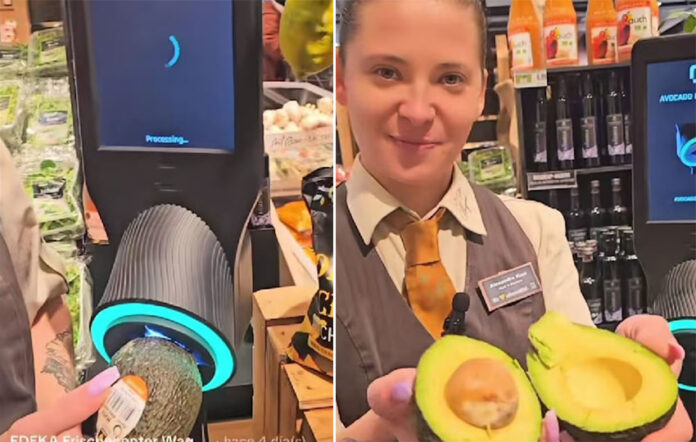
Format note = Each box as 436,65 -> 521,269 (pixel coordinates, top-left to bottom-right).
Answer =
527,312 -> 679,441
111,338 -> 203,438
415,335 -> 542,442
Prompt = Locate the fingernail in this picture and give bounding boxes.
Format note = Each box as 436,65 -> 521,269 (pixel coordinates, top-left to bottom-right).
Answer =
669,342 -> 686,361
88,366 -> 120,396
391,382 -> 412,403
544,410 -> 560,442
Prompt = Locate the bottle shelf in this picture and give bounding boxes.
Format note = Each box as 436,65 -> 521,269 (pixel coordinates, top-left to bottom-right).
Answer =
527,164 -> 632,191
513,63 -> 631,88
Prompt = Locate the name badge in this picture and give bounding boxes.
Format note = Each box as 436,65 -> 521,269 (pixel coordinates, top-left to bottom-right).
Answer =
478,262 -> 542,312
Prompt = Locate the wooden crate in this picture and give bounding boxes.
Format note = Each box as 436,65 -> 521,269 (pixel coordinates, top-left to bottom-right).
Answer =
301,408 -> 333,442
278,363 -> 333,441
264,323 -> 301,437
252,286 -> 314,439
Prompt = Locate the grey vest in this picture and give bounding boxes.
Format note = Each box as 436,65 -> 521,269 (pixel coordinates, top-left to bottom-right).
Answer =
0,232 -> 36,432
336,183 -> 546,426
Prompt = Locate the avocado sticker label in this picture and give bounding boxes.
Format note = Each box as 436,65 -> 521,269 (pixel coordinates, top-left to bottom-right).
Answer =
478,262 -> 542,312
96,375 -> 148,441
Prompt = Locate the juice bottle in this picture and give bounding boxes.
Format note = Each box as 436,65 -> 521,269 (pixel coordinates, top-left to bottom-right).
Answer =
616,0 -> 652,61
651,0 -> 660,36
508,0 -> 544,71
587,0 -> 618,65
544,0 -> 579,67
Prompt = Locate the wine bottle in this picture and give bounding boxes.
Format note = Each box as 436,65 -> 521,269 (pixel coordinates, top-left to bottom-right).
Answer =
606,71 -> 626,165
608,178 -> 630,227
533,88 -> 549,172
580,242 -> 603,325
566,187 -> 588,242
555,77 -> 575,170
589,180 -> 607,239
620,229 -> 646,317
548,189 -> 559,209
600,230 -> 623,322
580,73 -> 600,168
620,73 -> 633,164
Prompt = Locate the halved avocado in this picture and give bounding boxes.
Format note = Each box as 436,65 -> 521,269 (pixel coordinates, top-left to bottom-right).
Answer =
415,335 -> 542,442
111,338 -> 203,438
527,312 -> 679,441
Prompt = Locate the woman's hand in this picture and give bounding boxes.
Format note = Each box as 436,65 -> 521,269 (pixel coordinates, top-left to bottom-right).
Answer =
366,368 -> 418,441
543,315 -> 693,442
0,366 -> 120,442
337,368 -> 418,441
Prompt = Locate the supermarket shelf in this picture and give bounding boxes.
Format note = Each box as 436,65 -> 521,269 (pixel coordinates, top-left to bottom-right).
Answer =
527,164 -> 632,191
546,62 -> 631,75
575,164 -> 632,175
514,62 -> 631,88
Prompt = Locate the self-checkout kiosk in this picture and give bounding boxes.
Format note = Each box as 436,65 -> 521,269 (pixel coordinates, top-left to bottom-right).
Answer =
631,32 -> 696,422
63,0 -> 266,436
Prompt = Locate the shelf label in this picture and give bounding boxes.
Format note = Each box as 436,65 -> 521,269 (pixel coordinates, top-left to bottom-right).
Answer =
527,170 -> 577,190
513,70 -> 548,89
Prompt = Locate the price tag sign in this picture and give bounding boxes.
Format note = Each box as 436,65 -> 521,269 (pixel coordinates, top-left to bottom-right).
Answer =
527,170 -> 578,190
514,70 -> 548,89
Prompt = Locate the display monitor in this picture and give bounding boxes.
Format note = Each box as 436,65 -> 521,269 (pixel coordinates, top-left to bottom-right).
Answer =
85,0 -> 236,152
646,58 -> 696,222
632,33 -> 696,304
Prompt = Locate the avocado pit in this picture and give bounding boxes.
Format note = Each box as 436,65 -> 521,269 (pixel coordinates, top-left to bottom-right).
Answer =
445,358 -> 519,429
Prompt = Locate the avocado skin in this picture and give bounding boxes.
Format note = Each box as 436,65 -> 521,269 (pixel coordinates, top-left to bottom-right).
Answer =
416,404 -> 442,442
560,400 -> 677,442
111,337 -> 203,438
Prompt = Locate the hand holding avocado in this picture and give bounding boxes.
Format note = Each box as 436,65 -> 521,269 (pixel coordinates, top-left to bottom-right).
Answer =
543,314 -> 692,442
363,312 -> 692,442
0,367 -> 119,442
366,368 -> 419,441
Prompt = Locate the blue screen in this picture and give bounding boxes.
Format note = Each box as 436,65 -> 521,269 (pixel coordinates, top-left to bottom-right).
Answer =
87,1 -> 235,151
647,58 -> 696,222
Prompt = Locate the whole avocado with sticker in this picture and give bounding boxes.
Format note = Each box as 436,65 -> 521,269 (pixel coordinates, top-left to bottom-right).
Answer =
106,338 -> 203,438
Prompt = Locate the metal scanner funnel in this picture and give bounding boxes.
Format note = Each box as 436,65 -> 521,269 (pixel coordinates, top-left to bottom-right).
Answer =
91,204 -> 235,391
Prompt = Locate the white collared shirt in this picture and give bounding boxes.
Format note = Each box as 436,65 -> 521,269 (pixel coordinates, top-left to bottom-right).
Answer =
346,155 -> 593,327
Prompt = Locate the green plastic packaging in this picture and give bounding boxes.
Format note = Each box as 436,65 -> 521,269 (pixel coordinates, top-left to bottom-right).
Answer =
467,145 -> 517,193
16,146 -> 84,241
28,27 -> 67,76
0,79 -> 26,150
24,78 -> 73,147
0,43 -> 27,77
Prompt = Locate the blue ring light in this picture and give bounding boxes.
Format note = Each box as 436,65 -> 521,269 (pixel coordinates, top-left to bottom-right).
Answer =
668,318 -> 696,392
678,138 -> 696,168
166,35 -> 180,68
91,302 -> 234,391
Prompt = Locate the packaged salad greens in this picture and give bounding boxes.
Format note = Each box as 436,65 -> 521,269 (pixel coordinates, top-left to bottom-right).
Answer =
467,145 -> 517,193
64,257 -> 95,375
0,79 -> 26,150
28,27 -> 67,76
46,240 -> 80,259
0,43 -> 27,77
16,146 -> 84,241
24,78 -> 73,148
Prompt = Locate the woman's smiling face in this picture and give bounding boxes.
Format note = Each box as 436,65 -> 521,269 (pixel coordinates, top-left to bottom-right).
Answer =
337,0 -> 487,188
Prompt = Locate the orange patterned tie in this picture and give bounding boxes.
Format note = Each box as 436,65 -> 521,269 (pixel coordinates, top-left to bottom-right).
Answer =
390,208 -> 457,338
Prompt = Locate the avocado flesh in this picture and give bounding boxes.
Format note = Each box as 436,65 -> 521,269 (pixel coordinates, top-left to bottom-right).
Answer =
527,312 -> 678,441
111,337 -> 203,438
415,335 -> 542,442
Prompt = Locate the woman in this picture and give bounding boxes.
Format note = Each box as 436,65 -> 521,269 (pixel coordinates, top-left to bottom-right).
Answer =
0,140 -> 118,439
334,0 -> 692,440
